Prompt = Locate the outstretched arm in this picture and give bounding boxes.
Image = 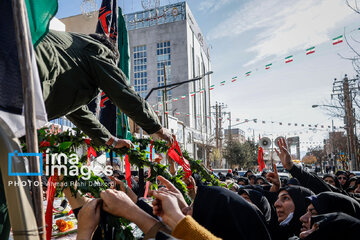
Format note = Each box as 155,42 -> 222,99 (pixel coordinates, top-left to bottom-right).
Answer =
275,138 -> 332,194
66,105 -> 134,148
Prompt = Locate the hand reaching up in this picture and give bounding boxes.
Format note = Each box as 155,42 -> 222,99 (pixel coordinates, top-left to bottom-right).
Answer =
76,199 -> 102,240
156,176 -> 188,209
266,164 -> 281,192
152,191 -> 185,230
275,137 -> 293,171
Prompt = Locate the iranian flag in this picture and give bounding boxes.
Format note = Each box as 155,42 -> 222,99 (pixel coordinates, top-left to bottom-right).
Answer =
265,63 -> 272,70
165,111 -> 169,114
245,71 -> 251,76
181,95 -> 186,99
196,115 -> 201,118
175,112 -> 180,115
210,85 -> 215,90
285,55 -> 293,63
306,46 -> 315,55
332,35 -> 343,45
172,97 -> 178,102
220,81 -> 225,85
186,113 -> 190,116
199,88 -> 205,93
207,116 -> 211,119
231,76 -> 238,82
190,92 -> 195,96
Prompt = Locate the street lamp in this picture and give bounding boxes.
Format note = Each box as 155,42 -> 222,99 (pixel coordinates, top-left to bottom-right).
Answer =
137,70 -> 214,195
145,71 -> 214,100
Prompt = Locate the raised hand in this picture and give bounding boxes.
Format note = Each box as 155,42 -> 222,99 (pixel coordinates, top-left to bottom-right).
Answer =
100,189 -> 137,218
108,176 -> 138,203
155,175 -> 188,209
266,164 -> 281,192
274,137 -> 293,171
76,199 -> 102,240
151,191 -> 185,230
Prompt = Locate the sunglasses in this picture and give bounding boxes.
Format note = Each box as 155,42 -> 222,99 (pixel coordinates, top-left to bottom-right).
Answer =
338,177 -> 347,180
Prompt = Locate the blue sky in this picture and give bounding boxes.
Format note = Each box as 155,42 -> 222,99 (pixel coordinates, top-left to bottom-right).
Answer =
57,0 -> 360,154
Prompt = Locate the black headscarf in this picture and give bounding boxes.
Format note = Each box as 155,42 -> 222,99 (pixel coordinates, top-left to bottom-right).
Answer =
275,186 -> 314,239
238,188 -> 272,223
322,173 -> 342,189
193,186 -> 271,240
306,191 -> 360,219
304,213 -> 360,240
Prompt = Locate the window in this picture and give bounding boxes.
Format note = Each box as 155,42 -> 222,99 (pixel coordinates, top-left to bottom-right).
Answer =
133,45 -> 147,98
157,41 -> 171,102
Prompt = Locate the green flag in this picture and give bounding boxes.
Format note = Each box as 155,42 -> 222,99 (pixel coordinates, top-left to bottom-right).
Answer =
25,0 -> 58,46
116,7 -> 132,140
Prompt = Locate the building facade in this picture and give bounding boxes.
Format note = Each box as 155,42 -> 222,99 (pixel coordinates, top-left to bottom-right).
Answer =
59,2 -> 214,161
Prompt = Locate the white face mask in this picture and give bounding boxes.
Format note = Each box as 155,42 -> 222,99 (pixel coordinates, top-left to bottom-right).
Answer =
280,212 -> 294,226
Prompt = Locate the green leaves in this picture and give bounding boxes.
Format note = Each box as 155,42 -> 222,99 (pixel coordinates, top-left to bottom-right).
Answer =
58,142 -> 72,151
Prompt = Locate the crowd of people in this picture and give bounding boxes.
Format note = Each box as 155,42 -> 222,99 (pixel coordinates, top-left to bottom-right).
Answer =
30,29 -> 360,240
62,138 -> 360,240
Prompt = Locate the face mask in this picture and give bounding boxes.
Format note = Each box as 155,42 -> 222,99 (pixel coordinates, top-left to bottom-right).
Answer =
280,212 -> 294,226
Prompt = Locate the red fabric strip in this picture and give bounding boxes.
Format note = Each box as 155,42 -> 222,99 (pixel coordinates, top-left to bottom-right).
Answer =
257,147 -> 264,172
144,181 -> 150,198
85,139 -> 97,166
167,140 -> 192,178
125,155 -> 132,189
45,176 -> 57,240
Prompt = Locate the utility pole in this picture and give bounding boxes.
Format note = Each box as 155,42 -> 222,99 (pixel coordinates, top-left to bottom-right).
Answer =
228,112 -> 232,142
215,103 -> 219,149
163,63 -> 168,128
332,75 -> 359,170
219,104 -> 223,167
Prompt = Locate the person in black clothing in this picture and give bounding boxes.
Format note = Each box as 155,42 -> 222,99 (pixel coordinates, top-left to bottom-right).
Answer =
300,213 -> 360,239
193,185 -> 272,240
275,137 -> 360,204
272,186 -> 314,240
238,188 -> 272,224
335,170 -> 348,188
299,191 -> 360,233
322,173 -> 341,188
237,177 -> 249,186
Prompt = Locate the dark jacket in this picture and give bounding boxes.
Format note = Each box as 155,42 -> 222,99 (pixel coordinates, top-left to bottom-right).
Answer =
238,188 -> 272,223
35,30 -> 161,144
272,186 -> 314,240
193,186 -> 272,240
289,165 -> 360,203
304,213 -> 360,240
306,191 -> 360,219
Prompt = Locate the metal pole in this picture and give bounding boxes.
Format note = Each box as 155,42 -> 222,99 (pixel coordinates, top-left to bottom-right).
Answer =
343,76 -> 356,170
163,64 -> 168,128
11,0 -> 45,238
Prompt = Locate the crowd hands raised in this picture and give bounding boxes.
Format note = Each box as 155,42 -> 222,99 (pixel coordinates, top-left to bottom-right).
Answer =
66,138 -> 360,240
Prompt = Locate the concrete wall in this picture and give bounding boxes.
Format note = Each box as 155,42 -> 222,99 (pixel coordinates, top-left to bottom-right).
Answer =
60,12 -> 98,34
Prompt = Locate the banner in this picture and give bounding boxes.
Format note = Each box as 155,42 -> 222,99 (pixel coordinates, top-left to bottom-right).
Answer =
0,0 -> 48,138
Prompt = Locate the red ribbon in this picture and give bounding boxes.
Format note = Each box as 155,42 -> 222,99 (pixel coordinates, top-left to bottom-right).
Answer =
144,181 -> 151,198
167,140 -> 192,178
85,139 -> 97,166
258,147 -> 265,172
45,176 -> 57,240
150,140 -> 153,161
125,155 -> 132,189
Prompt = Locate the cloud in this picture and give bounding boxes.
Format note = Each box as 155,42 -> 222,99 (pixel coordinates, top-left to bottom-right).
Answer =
206,0 -> 356,66
198,0 -> 233,13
